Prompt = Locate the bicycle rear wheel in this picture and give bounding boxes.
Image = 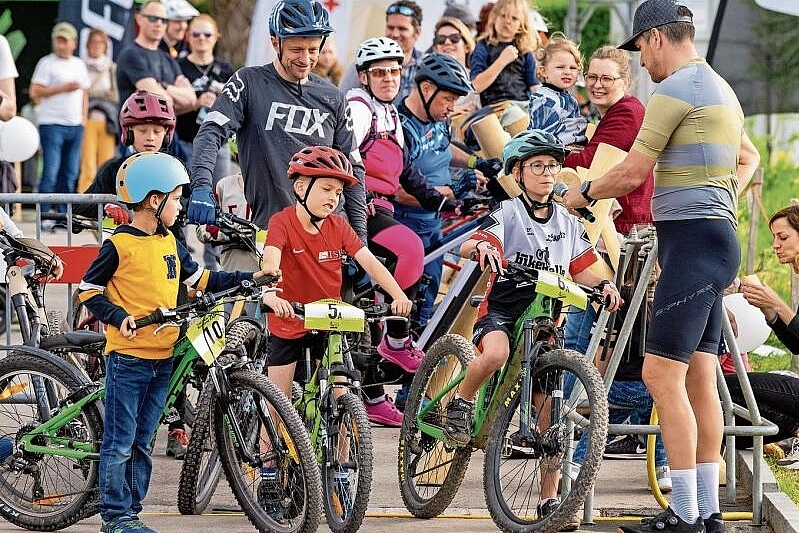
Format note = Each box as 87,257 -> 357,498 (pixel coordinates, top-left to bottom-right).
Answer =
214,369 -> 320,533
484,349 -> 608,533
322,392 -> 372,533
0,352 -> 102,531
398,333 -> 474,518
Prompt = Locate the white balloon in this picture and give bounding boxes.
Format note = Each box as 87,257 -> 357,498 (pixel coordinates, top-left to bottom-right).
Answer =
0,116 -> 40,162
723,292 -> 772,352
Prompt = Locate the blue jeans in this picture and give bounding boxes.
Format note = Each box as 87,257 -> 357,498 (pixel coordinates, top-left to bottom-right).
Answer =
394,212 -> 442,326
38,124 -> 84,213
572,379 -> 668,467
99,353 -> 172,523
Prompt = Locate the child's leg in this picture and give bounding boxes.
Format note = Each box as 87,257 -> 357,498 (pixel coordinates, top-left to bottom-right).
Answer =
99,353 -> 168,524
128,358 -> 173,517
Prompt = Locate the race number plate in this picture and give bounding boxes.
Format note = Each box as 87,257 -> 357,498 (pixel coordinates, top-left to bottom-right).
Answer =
304,299 -> 365,332
535,270 -> 589,310
188,303 -> 227,364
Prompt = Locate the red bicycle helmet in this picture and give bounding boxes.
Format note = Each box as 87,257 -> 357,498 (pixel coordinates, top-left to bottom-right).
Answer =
119,90 -> 176,147
287,146 -> 358,186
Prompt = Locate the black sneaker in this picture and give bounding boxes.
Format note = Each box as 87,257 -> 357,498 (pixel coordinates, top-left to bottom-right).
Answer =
618,507 -> 705,533
536,497 -> 580,531
444,397 -> 473,446
603,436 -> 646,459
704,513 -> 723,533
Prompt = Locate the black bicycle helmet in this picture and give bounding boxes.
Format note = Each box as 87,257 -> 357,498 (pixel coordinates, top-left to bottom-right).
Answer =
502,129 -> 569,175
414,52 -> 473,96
269,0 -> 333,39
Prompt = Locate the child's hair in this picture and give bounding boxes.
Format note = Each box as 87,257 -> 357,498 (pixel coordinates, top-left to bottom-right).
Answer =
483,0 -> 539,54
535,32 -> 582,80
587,45 -> 632,87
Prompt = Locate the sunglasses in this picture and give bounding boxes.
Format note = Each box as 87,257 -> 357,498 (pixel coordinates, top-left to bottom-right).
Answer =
386,4 -> 416,18
191,31 -> 214,38
368,66 -> 402,78
143,14 -> 169,24
433,33 -> 463,45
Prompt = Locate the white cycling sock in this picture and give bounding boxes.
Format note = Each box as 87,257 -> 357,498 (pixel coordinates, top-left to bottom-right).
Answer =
696,462 -> 720,519
386,335 -> 410,350
669,468 -> 699,524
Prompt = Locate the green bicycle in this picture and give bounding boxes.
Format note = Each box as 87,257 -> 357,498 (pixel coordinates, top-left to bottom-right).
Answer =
0,277 -> 321,533
398,262 -> 610,533
289,298 -> 384,533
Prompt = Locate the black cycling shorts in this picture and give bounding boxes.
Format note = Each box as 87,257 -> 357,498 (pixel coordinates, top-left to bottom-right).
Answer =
266,333 -> 325,368
647,218 -> 740,364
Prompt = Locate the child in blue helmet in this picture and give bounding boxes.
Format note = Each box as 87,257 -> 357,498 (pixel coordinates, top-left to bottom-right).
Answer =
78,151 -> 274,533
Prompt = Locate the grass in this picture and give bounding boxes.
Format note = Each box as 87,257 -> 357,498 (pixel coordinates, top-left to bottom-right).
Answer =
748,354 -> 799,506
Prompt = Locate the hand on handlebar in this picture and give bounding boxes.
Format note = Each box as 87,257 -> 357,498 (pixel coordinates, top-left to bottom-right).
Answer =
474,240 -> 504,275
596,280 -> 623,312
390,298 -> 413,318
104,203 -> 130,225
188,186 -> 217,225
262,292 -> 294,318
256,269 -> 282,287
120,315 -> 137,339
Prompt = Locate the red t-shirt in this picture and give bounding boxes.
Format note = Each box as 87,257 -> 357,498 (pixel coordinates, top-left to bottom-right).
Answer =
266,206 -> 364,339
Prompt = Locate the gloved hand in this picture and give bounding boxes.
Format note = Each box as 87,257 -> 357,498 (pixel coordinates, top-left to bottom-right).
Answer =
474,157 -> 502,180
104,203 -> 130,225
441,198 -> 462,215
451,169 -> 478,199
187,186 -> 217,225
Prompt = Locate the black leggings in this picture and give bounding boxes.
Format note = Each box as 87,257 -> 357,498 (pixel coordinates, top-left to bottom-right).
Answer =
725,371 -> 799,448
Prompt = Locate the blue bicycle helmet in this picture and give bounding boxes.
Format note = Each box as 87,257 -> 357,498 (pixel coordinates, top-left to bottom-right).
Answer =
414,52 -> 473,96
502,129 -> 569,175
117,151 -> 189,205
269,0 -> 333,39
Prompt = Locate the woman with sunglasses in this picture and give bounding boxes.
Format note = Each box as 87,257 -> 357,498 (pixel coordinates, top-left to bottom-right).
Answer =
177,14 -> 234,270
432,16 -> 480,116
346,37 -> 461,427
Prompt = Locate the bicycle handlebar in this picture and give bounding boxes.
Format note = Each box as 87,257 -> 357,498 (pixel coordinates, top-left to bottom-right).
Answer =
502,262 -> 610,307
133,274 -> 278,329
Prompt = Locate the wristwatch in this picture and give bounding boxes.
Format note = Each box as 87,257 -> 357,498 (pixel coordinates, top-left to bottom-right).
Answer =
580,181 -> 597,206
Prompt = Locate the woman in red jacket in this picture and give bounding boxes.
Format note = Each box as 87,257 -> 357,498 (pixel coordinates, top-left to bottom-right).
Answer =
564,45 -> 653,234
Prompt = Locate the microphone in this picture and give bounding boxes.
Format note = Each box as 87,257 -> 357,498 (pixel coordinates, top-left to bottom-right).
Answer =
552,183 -> 596,223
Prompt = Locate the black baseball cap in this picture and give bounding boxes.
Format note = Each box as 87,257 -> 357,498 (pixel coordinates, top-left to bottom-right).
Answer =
618,0 -> 693,51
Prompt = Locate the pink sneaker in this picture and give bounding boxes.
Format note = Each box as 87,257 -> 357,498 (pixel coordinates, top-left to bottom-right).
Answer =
365,395 -> 403,427
377,336 -> 423,373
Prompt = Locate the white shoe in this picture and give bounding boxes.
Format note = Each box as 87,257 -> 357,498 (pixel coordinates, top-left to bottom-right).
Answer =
656,465 -> 672,493
777,437 -> 799,469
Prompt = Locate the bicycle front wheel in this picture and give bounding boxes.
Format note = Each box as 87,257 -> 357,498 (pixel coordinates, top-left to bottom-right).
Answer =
214,369 -> 320,533
322,392 -> 373,533
177,382 -> 221,515
398,333 -> 474,518
484,349 -> 608,533
0,352 -> 103,531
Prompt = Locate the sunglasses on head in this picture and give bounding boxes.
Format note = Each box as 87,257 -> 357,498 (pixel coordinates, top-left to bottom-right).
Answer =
368,66 -> 403,78
143,14 -> 169,24
433,33 -> 463,45
386,4 -> 416,18
191,31 -> 214,38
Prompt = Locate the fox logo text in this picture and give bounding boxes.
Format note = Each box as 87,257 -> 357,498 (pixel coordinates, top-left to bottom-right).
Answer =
265,103 -> 330,138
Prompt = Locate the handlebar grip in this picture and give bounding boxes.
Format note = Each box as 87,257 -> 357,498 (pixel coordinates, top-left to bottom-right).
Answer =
134,309 -> 165,329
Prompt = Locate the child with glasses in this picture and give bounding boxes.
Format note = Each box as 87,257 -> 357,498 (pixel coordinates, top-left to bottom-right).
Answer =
528,34 -> 588,147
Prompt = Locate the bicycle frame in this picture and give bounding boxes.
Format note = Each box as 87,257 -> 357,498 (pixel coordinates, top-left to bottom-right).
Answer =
15,298 -> 277,468
415,268 -> 591,448
294,299 -> 364,458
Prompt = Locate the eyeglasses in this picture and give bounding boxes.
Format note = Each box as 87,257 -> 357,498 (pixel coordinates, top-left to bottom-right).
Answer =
522,162 -> 562,175
433,33 -> 463,45
191,31 -> 214,38
368,66 -> 402,78
143,14 -> 169,24
386,4 -> 416,17
584,73 -> 622,86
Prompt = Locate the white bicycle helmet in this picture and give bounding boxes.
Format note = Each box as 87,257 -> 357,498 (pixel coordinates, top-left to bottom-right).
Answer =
355,37 -> 404,71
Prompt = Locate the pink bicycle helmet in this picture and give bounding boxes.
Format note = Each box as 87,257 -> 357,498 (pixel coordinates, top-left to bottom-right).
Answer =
287,146 -> 358,186
119,90 -> 176,147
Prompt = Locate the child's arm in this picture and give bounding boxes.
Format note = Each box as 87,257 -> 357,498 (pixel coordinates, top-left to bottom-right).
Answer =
78,239 -> 131,328
572,268 -> 623,312
0,207 -> 22,238
470,43 -> 520,94
260,244 -> 293,318
353,247 -> 412,317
